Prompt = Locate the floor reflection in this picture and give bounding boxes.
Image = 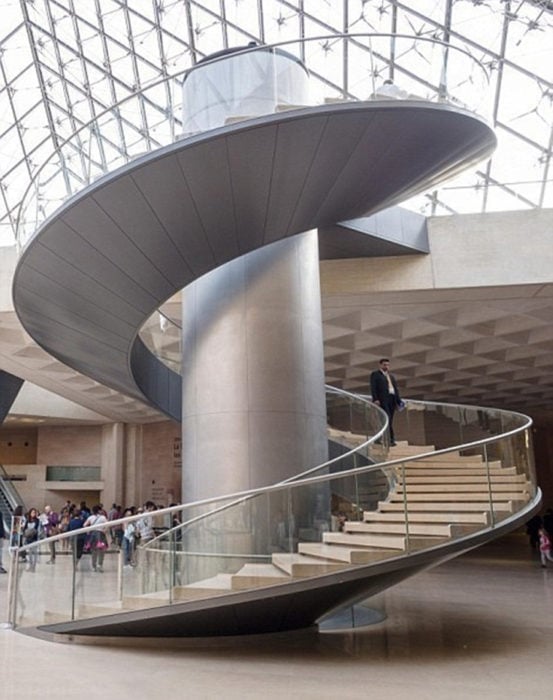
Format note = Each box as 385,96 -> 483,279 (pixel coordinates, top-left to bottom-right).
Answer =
2,533 -> 553,699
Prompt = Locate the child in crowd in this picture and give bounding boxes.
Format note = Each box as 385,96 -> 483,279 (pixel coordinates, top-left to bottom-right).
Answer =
538,527 -> 553,568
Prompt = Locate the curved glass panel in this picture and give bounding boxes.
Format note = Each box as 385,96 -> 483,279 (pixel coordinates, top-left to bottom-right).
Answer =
7,399 -> 536,631
139,311 -> 182,375
16,34 -> 490,249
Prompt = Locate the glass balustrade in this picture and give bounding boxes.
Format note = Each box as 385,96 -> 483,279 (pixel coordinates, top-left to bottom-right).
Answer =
16,33 -> 490,250
7,397 -> 536,632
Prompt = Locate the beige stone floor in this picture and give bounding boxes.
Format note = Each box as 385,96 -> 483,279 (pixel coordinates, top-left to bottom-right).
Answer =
1,533 -> 552,700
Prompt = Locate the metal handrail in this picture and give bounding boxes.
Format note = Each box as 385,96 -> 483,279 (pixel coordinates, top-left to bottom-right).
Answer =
11,396 -> 532,557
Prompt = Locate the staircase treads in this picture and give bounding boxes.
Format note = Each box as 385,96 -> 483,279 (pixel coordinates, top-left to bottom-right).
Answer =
362,511 -> 490,525
172,588 -> 235,602
271,552 -> 347,576
388,491 -> 528,501
390,451 -> 470,462
121,592 -> 172,610
77,601 -> 126,617
396,482 -> 530,493
423,453 -> 494,462
298,542 -> 399,564
378,500 -> 514,512
397,472 -> 523,482
389,442 -> 434,452
323,531 -> 406,549
344,521 -> 454,537
183,573 -> 234,590
231,563 -> 289,590
328,428 -> 367,444
400,462 -> 507,472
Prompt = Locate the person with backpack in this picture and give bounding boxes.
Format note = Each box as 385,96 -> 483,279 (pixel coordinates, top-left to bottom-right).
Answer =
23,508 -> 41,572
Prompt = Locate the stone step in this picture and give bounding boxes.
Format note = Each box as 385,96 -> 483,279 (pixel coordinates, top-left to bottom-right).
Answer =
395,483 -> 530,494
231,563 -> 289,590
224,115 -> 252,124
398,474 -> 526,485
168,587 -> 232,602
298,542 -> 399,564
362,511 -> 490,525
395,467 -> 517,477
77,601 -> 126,617
390,490 -> 528,505
185,573 -> 234,590
344,521 -> 456,537
378,500 -> 514,513
271,553 -> 347,577
328,428 -> 367,445
276,103 -> 312,111
323,531 -> 407,550
388,445 -> 436,456
394,453 -> 493,465
390,447 -> 483,460
400,459 -> 502,469
122,590 -> 172,610
171,573 -> 234,601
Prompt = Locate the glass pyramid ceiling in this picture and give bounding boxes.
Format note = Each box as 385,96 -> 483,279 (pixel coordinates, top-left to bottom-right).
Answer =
0,0 -> 552,246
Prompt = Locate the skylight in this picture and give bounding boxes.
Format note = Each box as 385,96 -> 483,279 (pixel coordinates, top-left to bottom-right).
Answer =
0,0 -> 551,246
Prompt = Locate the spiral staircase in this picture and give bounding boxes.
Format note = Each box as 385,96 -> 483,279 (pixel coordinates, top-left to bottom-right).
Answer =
6,393 -> 540,639
8,39 -> 541,639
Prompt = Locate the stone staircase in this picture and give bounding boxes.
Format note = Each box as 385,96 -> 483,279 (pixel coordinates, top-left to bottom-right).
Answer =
55,438 -> 532,626
91,440 -> 530,611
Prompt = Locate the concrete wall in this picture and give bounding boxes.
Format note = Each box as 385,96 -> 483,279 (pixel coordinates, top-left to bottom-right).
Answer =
0,420 -> 182,511
140,420 -> 181,506
36,425 -> 102,466
320,208 -> 553,295
0,428 -> 37,463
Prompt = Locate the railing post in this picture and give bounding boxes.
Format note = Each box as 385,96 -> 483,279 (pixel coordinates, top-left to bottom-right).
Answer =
169,529 -> 175,605
401,462 -> 411,554
286,488 -> 294,553
352,449 -> 360,521
71,539 -> 77,621
457,406 -> 464,450
483,443 -> 495,528
117,545 -> 124,602
6,547 -> 19,629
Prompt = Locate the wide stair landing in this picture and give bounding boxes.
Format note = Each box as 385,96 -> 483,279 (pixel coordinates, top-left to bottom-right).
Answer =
88,441 -> 531,613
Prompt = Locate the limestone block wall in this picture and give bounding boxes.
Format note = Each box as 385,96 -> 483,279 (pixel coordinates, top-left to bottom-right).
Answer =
139,420 -> 181,507
0,421 -> 182,511
36,425 -> 102,465
0,428 -> 38,463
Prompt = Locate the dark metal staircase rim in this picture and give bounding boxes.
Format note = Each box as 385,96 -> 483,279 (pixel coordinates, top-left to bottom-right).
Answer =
13,99 -> 496,419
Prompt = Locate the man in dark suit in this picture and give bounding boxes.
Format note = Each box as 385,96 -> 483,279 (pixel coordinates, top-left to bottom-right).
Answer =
370,358 -> 402,446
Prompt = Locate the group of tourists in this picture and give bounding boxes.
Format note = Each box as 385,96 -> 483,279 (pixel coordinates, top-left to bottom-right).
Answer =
7,499 -> 165,572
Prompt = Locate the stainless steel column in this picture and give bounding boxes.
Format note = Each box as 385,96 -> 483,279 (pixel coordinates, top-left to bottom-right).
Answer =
181,230 -> 328,501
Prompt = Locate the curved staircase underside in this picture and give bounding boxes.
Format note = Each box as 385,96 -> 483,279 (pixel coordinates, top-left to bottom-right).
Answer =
13,100 -> 495,419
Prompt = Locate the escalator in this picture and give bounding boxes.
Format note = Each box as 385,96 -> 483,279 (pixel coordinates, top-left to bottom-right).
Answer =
0,465 -> 25,530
